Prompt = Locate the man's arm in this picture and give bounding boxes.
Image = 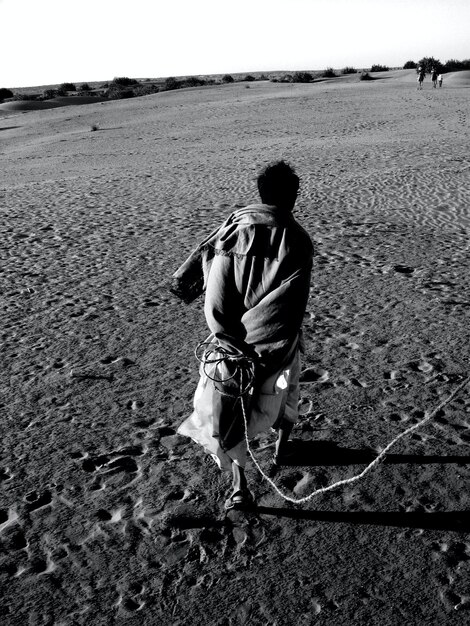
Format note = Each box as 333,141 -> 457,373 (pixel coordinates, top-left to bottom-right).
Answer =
204,253 -> 257,357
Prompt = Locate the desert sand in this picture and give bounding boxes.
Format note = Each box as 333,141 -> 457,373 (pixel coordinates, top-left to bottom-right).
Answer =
1,69 -> 470,625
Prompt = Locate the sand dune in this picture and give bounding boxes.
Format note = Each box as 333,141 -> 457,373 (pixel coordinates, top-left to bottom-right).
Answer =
1,74 -> 470,624
443,70 -> 470,86
0,96 -> 106,114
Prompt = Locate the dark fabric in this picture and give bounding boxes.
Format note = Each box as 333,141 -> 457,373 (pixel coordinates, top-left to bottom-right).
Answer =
169,247 -> 205,304
211,389 -> 245,452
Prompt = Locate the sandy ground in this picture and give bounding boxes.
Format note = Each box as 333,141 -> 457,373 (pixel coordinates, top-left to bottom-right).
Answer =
1,69 -> 470,625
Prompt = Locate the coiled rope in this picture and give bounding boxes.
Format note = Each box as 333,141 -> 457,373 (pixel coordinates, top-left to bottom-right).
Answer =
196,341 -> 470,504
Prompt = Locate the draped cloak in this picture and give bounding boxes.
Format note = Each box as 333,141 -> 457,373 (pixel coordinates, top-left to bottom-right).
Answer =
174,204 -> 313,469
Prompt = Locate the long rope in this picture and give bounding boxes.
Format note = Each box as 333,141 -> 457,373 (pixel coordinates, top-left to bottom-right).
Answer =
196,342 -> 470,503
242,374 -> 470,503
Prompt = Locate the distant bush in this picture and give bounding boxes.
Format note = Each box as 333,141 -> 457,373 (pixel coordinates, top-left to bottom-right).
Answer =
106,84 -> 135,99
442,59 -> 460,72
222,74 -> 234,83
292,71 -> 313,83
279,74 -> 293,83
418,57 -> 442,73
182,76 -> 206,87
259,74 -> 268,81
42,89 -> 57,99
341,67 -> 357,74
370,64 -> 389,72
403,60 -> 417,69
243,75 -> 256,82
79,83 -> 91,92
112,77 -> 138,86
0,87 -> 14,100
59,82 -> 76,91
133,84 -> 160,96
359,72 -> 374,81
164,77 -> 179,90
442,58 -> 470,72
322,68 -> 336,78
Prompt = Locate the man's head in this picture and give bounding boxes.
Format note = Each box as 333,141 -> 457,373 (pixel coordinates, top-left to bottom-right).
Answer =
257,160 -> 299,211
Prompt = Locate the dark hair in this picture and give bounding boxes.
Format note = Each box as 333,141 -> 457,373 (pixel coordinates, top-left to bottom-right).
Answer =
257,160 -> 299,208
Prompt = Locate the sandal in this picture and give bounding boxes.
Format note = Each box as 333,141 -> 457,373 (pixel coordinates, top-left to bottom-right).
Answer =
224,489 -> 254,511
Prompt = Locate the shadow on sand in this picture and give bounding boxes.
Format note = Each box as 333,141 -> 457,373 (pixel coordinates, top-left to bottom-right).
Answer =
253,507 -> 470,533
169,440 -> 470,533
276,438 -> 470,468
249,439 -> 470,532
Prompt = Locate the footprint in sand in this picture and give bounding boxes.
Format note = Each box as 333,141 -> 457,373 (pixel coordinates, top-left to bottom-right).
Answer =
116,581 -> 146,614
393,264 -> 415,275
0,467 -> 13,482
300,367 -> 330,383
24,489 -> 53,512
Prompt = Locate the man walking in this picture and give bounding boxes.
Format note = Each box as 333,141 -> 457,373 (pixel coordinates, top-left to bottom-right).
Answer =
174,161 -> 313,509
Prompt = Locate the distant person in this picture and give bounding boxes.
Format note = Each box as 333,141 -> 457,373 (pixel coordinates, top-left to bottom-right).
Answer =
438,74 -> 443,88
417,68 -> 425,90
431,68 -> 438,88
173,161 -> 313,510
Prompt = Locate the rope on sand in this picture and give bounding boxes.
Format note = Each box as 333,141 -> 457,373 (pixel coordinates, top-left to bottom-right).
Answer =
241,374 -> 470,504
196,342 -> 470,503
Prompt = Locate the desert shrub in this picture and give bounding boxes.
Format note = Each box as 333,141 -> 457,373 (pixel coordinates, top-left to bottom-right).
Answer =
42,89 -> 57,99
183,76 -> 206,87
322,68 -> 336,78
443,59 -> 461,72
442,58 -> 470,72
133,84 -> 160,96
59,82 -> 76,91
359,72 -> 375,81
79,83 -> 91,92
243,75 -> 256,82
0,87 -> 14,100
341,67 -> 357,74
418,57 -> 442,73
55,87 -> 67,97
270,78 -> 279,83
259,74 -> 268,80
370,64 -> 389,72
106,83 -> 135,99
90,124 -> 99,132
112,76 -> 138,86
403,60 -> 417,69
293,71 -> 313,83
222,74 -> 234,83
164,77 -> 179,90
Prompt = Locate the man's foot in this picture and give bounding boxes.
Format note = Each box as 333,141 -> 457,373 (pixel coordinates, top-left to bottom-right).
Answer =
224,489 -> 254,511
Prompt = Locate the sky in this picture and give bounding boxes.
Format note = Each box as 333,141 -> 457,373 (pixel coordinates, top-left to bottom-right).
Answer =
2,0 -> 469,88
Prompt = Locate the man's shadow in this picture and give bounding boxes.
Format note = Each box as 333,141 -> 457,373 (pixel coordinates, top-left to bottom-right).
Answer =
280,438 -> 470,468
254,439 -> 470,533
